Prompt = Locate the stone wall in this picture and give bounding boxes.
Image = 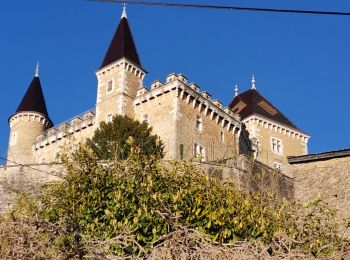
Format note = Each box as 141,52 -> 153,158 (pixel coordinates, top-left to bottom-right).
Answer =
244,115 -> 309,177
0,164 -> 63,214
291,154 -> 350,228
0,156 -> 293,215
134,89 -> 178,160
33,121 -> 96,164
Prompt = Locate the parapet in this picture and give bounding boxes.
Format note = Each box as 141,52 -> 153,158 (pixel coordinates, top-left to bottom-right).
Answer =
33,109 -> 96,150
134,73 -> 242,132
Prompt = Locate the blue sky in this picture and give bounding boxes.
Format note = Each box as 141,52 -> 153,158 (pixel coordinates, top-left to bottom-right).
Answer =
1,0 -> 350,163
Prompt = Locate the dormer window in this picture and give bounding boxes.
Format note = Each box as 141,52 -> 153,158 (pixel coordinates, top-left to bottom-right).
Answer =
106,80 -> 113,93
195,115 -> 202,131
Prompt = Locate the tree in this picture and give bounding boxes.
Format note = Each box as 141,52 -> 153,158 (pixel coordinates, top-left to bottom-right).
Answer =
87,115 -> 164,160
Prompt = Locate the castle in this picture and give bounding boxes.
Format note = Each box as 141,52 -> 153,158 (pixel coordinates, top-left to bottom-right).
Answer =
2,7 -> 350,230
5,7 -> 308,174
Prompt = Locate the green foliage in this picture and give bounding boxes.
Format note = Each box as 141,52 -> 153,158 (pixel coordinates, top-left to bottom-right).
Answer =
292,199 -> 347,256
40,144 -> 296,256
86,115 -> 164,160
1,146 -> 349,258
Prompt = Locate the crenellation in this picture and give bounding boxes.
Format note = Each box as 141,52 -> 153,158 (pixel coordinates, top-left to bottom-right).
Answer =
177,74 -> 188,83
188,83 -> 200,92
200,91 -> 211,100
33,110 -> 96,151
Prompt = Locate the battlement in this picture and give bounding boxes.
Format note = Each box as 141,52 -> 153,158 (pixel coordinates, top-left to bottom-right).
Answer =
244,115 -> 309,143
33,109 -> 96,150
135,73 -> 241,131
9,112 -> 52,128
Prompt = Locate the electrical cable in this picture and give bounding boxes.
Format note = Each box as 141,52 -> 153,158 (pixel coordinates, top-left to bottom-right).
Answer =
0,156 -> 63,179
88,0 -> 350,16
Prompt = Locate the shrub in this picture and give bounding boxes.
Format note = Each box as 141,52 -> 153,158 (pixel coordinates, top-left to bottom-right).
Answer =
40,143 -> 293,256
86,115 -> 164,160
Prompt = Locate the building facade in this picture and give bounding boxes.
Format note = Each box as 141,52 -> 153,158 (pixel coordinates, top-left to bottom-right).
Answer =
229,79 -> 309,175
5,8 -> 307,170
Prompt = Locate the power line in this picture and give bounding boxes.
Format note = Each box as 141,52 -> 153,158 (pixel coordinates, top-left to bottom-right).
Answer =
88,0 -> 350,16
0,156 -> 63,179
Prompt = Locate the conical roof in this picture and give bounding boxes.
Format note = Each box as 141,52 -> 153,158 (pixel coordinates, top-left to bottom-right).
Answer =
100,16 -> 142,69
14,76 -> 52,122
229,89 -> 302,132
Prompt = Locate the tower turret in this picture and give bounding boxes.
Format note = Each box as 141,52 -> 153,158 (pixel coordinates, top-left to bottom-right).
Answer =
7,64 -> 53,165
95,6 -> 146,125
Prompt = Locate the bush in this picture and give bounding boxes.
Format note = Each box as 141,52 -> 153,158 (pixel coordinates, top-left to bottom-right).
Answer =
86,115 -> 164,160
40,143 -> 296,256
1,144 -> 348,258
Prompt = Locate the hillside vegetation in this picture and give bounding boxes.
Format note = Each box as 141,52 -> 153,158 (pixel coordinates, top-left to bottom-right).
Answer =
0,117 -> 349,259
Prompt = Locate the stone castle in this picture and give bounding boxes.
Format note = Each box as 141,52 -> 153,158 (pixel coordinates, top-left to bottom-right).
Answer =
5,7 -> 308,174
1,7 -> 350,229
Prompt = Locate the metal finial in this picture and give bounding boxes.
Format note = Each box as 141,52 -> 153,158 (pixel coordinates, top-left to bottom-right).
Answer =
234,83 -> 239,97
121,3 -> 127,19
251,74 -> 256,90
34,62 -> 39,77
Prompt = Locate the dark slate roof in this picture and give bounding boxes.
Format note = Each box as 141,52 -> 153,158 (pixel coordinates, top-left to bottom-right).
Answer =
288,148 -> 350,164
229,89 -> 302,132
14,76 -> 52,122
100,17 -> 142,69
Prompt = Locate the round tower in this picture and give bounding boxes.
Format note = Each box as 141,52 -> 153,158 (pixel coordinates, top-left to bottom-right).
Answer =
7,65 -> 53,165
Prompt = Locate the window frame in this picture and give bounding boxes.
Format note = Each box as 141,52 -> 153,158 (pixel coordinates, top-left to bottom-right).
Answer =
107,114 -> 113,123
193,141 -> 206,161
220,130 -> 225,143
195,115 -> 203,131
273,162 -> 283,171
142,113 -> 149,123
271,137 -> 283,155
106,79 -> 114,93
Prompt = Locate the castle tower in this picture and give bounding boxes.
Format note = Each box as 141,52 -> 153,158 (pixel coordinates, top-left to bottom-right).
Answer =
7,65 -> 53,165
95,6 -> 146,125
229,76 -> 309,174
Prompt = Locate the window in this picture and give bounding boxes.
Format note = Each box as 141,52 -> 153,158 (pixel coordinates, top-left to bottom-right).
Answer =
179,144 -> 184,160
220,130 -> 224,142
142,113 -> 149,123
271,138 -> 283,154
193,142 -> 205,161
107,114 -> 113,123
10,132 -> 17,146
106,80 -> 113,93
195,115 -> 202,131
274,162 -> 283,171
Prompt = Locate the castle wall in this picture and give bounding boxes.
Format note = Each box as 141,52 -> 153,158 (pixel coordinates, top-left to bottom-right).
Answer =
32,113 -> 96,163
33,126 -> 95,163
244,116 -> 308,176
0,164 -> 63,214
291,155 -> 350,231
134,90 -> 178,160
176,96 -> 238,161
0,155 -> 293,215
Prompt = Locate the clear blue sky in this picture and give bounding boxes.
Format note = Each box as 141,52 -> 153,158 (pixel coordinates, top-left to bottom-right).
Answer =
1,0 -> 350,163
